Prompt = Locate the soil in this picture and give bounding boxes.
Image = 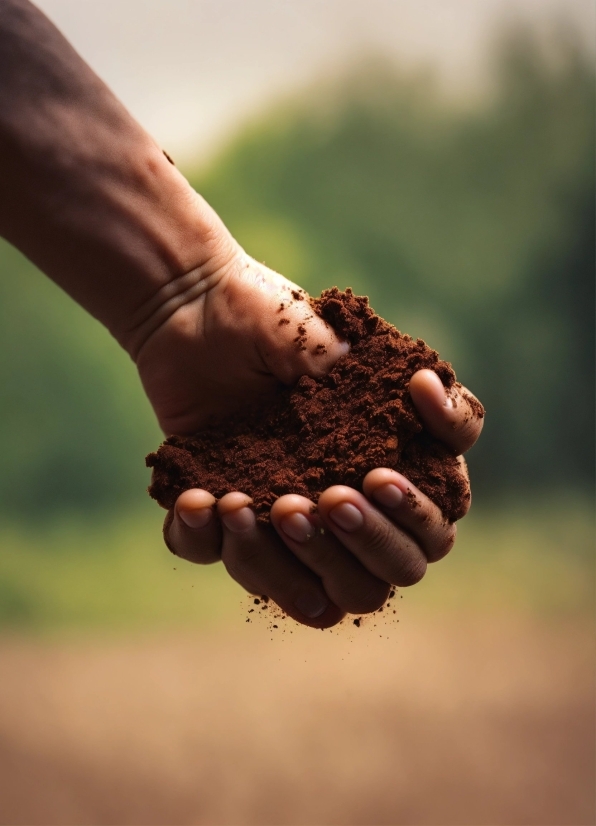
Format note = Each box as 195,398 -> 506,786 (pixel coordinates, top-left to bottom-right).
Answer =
146,288 -> 482,523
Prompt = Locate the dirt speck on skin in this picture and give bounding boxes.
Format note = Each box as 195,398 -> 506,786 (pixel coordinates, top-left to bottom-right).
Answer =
147,289 -> 485,525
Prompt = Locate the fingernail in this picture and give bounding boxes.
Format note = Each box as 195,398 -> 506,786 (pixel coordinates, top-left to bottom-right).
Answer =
280,513 -> 315,543
328,502 -> 363,532
179,507 -> 212,529
294,592 -> 329,618
371,484 -> 403,509
221,507 -> 256,533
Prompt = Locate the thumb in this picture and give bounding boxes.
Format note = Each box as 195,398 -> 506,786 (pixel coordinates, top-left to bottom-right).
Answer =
238,256 -> 349,384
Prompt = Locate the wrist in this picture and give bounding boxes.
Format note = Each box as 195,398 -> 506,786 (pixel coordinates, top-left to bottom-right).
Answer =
2,102 -> 236,345
0,0 -> 237,352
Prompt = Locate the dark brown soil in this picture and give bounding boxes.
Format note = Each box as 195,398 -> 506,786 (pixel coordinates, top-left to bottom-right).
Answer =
147,289 -> 482,523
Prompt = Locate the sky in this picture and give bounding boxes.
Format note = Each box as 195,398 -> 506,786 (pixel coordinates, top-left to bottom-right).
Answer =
35,0 -> 595,165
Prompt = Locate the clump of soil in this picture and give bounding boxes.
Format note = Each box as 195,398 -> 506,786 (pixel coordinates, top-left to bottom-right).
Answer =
147,289 -> 482,523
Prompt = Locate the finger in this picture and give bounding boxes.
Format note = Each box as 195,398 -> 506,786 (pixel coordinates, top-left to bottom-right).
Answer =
164,489 -> 221,564
271,494 -> 390,614
238,257 -> 350,383
317,486 -> 427,587
363,469 -> 457,562
217,492 -> 344,628
457,455 -> 471,514
409,369 -> 484,454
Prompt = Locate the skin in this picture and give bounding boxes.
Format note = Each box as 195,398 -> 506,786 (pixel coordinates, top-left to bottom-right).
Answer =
0,1 -> 484,630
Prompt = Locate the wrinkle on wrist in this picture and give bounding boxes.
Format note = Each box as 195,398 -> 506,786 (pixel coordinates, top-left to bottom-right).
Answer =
122,239 -> 240,362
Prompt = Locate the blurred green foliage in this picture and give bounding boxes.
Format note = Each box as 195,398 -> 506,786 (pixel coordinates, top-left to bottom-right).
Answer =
196,27 -> 595,499
0,242 -> 161,520
0,25 -> 593,524
0,504 -> 242,631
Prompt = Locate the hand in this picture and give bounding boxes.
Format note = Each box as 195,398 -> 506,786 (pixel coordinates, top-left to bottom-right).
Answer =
133,234 -> 349,435
124,166 -> 483,631
163,360 -> 484,628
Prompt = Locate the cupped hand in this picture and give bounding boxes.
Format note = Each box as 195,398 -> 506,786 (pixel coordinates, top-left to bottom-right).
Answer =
165,371 -> 484,629
133,209 -> 483,627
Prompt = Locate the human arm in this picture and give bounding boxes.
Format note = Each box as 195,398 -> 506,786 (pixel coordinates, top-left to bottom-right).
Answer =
0,0 -> 484,628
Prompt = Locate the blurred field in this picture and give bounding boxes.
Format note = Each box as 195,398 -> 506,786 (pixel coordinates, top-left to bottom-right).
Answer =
0,503 -> 593,824
0,615 -> 592,825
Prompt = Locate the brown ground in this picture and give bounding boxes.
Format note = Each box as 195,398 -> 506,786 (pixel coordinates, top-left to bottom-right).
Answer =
0,616 -> 593,826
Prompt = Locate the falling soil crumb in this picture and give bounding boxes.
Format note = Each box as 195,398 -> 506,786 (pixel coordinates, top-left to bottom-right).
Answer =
243,584 -> 402,636
147,288 -> 483,525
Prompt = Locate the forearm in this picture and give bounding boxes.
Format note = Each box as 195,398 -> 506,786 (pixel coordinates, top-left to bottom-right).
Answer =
0,0 -> 234,351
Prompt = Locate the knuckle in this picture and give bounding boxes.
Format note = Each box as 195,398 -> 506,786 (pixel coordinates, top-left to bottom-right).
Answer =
363,515 -> 396,557
340,586 -> 389,615
221,539 -> 263,572
306,537 -> 339,568
431,523 -> 457,561
191,542 -> 222,565
174,539 -> 221,566
363,514 -> 427,586
393,553 -> 427,587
